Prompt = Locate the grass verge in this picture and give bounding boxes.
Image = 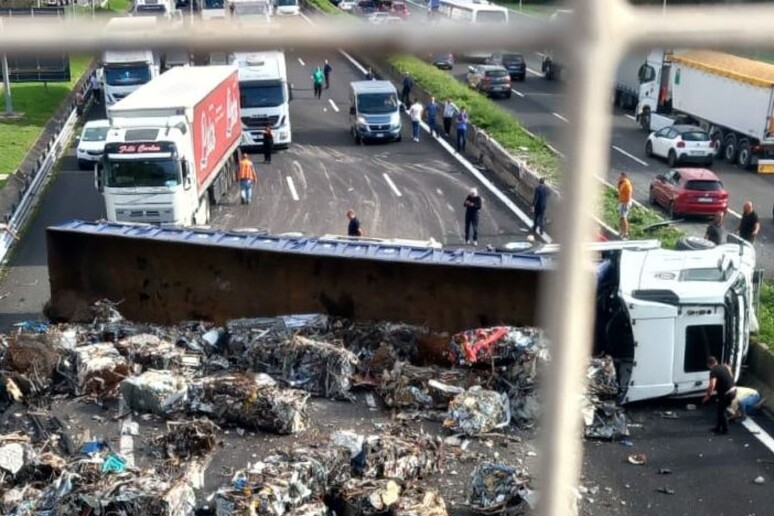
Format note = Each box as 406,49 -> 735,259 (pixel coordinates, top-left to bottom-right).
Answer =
306,0 -> 345,15
0,55 -> 92,184
597,187 -> 682,248
389,54 -> 561,180
758,282 -> 774,351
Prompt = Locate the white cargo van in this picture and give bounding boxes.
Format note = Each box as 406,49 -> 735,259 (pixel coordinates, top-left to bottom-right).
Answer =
348,80 -> 402,144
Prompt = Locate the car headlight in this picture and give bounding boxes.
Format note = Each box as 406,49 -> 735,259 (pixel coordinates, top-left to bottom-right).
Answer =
357,116 -> 367,126
390,113 -> 401,127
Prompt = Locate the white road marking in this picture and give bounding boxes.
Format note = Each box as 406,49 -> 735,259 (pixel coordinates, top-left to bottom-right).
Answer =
625,114 -> 636,121
328,98 -> 340,112
612,145 -> 649,167
527,67 -> 545,77
535,51 -> 546,58
446,203 -> 455,212
436,188 -> 444,196
382,173 -> 402,197
511,88 -> 525,98
552,112 -> 570,123
741,417 -> 774,456
286,176 -> 300,201
119,419 -> 137,468
297,57 -> 306,66
727,208 -> 742,219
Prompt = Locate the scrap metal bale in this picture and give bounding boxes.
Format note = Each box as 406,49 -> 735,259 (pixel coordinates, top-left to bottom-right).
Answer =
356,432 -> 439,482
335,478 -> 402,516
189,373 -> 309,434
249,335 -> 359,401
392,486 -> 448,516
121,370 -> 189,417
445,387 -> 511,436
379,362 -> 483,410
286,445 -> 353,489
449,327 -> 546,368
287,501 -> 330,515
586,356 -> 619,400
114,334 -> 182,370
469,462 -> 531,513
152,419 -> 221,461
73,343 -> 130,396
583,399 -> 629,441
3,334 -> 61,394
101,474 -> 196,516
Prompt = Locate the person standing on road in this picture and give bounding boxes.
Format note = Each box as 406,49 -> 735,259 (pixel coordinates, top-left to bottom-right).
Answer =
442,98 -> 456,137
737,201 -> 760,243
238,154 -> 257,205
366,67 -> 375,80
90,73 -> 101,105
324,59 -> 333,90
617,171 -> 633,239
401,72 -> 413,108
346,209 -> 363,237
704,211 -> 725,245
463,187 -> 482,245
408,98 -> 423,142
702,355 -> 736,435
455,107 -> 469,153
531,177 -> 549,236
262,125 -> 274,164
729,386 -> 763,421
425,96 -> 439,137
312,67 -> 324,99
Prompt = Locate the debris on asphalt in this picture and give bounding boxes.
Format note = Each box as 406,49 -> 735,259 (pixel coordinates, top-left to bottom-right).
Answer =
450,326 -> 546,367
583,356 -> 629,441
445,386 -> 511,435
469,461 -> 532,513
151,418 -> 221,461
121,369 -> 189,417
658,468 -> 672,475
627,454 -> 647,465
656,486 -> 675,495
379,362 -> 475,410
754,475 -> 765,484
392,486 -> 448,515
74,343 -> 130,397
334,478 -> 402,515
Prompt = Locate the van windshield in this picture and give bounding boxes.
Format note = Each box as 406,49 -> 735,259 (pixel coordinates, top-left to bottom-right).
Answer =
357,92 -> 398,114
104,64 -> 152,86
277,0 -> 297,5
204,0 -> 225,7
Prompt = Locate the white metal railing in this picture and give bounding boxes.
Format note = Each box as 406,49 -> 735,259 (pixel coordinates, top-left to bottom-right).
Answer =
3,1 -> 774,514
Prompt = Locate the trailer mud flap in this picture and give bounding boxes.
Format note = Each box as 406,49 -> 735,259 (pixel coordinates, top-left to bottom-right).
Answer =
45,221 -> 549,332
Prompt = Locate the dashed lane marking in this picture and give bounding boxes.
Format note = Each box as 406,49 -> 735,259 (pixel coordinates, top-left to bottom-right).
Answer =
328,98 -> 340,113
552,112 -> 570,123
612,145 -> 649,167
286,176 -> 300,201
382,173 -> 402,197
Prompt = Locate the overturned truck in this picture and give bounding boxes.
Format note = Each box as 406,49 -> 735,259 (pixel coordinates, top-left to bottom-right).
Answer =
46,221 -> 759,403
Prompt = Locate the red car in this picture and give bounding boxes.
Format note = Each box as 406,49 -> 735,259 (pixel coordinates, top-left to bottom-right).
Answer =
648,168 -> 728,218
391,1 -> 409,17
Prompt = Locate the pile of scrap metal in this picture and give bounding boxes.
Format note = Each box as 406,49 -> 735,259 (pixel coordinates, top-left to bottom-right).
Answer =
469,462 -> 534,514
582,356 -> 628,441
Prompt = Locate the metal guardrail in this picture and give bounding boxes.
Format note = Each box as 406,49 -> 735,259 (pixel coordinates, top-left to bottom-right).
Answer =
0,69 -> 94,264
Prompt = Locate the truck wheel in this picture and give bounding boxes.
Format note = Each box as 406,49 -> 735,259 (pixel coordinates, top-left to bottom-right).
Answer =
709,128 -> 723,157
737,140 -> 752,169
675,236 -> 716,251
639,110 -> 650,131
723,133 -> 738,162
667,150 -> 678,167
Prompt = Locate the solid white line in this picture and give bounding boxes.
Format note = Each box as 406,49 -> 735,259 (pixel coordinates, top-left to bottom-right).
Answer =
511,88 -> 525,98
298,57 -> 306,66
625,114 -> 636,121
286,176 -> 300,201
299,12 -> 369,77
328,98 -> 340,112
727,209 -> 742,219
535,51 -> 546,58
552,112 -> 570,124
741,417 -> 774,456
527,67 -> 545,77
612,145 -> 649,167
382,173 -> 402,197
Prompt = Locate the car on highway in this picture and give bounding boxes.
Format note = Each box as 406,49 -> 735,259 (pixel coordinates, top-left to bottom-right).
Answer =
338,0 -> 356,10
367,12 -> 401,23
75,119 -> 110,170
349,80 -> 402,144
427,52 -> 455,70
645,124 -> 714,167
648,168 -> 728,218
388,0 -> 409,17
355,0 -> 378,16
466,64 -> 512,98
486,52 -> 526,81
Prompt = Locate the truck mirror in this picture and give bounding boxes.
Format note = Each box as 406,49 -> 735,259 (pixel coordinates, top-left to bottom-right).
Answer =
349,106 -> 356,116
182,160 -> 193,190
94,163 -> 103,193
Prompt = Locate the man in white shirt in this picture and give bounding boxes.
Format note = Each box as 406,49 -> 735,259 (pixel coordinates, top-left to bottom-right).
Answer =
90,74 -> 101,105
408,99 -> 423,142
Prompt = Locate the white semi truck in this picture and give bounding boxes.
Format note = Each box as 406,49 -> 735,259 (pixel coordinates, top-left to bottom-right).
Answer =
97,66 -> 242,226
613,50 -> 650,111
635,49 -> 774,171
233,51 -> 292,148
101,17 -> 160,107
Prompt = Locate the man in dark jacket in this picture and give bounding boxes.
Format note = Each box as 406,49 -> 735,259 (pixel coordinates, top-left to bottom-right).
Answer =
531,177 -> 549,236
702,356 -> 736,435
463,187 -> 482,245
323,60 -> 333,89
401,73 -> 413,108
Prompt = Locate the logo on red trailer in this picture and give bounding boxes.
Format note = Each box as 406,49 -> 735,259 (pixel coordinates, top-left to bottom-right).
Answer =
199,111 -> 217,170
226,83 -> 239,138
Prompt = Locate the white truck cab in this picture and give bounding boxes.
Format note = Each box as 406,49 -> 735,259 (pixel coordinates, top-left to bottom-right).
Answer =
101,17 -> 161,107
591,239 -> 758,403
273,0 -> 299,16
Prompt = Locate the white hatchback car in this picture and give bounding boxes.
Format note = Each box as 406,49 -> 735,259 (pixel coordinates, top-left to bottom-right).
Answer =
76,119 -> 110,170
339,0 -> 356,10
645,124 -> 714,167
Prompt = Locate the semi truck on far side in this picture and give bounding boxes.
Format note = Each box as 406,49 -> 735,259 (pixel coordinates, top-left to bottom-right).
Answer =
636,50 -> 774,171
97,66 -> 242,226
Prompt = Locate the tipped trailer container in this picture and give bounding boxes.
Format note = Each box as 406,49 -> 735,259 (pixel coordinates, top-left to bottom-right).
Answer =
636,50 -> 774,171
98,66 -> 242,226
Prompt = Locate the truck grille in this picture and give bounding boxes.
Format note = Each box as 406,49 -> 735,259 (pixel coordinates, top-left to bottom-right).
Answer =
241,115 -> 280,128
116,208 -> 175,224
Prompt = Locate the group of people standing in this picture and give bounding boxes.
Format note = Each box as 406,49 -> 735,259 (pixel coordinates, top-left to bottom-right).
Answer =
402,74 -> 469,153
312,60 -> 334,100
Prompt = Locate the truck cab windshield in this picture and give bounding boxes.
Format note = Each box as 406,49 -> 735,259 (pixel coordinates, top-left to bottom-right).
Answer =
232,4 -> 268,16
204,0 -> 225,7
276,0 -> 296,5
104,64 -> 152,86
357,93 -> 398,114
106,159 -> 180,188
240,82 -> 285,108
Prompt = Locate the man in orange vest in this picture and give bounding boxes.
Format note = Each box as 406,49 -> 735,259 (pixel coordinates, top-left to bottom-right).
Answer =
617,171 -> 633,239
238,154 -> 257,205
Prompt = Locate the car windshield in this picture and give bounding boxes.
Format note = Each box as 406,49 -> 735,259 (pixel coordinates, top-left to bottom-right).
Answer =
104,64 -> 152,86
685,180 -> 723,191
486,70 -> 509,78
204,0 -> 224,7
240,82 -> 285,108
106,158 -> 180,188
358,92 -> 398,114
82,126 -> 109,142
503,54 -> 524,63
681,131 -> 710,141
277,0 -> 296,5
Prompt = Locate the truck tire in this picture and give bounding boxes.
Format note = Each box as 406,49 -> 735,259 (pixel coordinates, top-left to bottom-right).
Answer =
675,236 -> 716,251
709,128 -> 723,157
737,139 -> 753,169
723,133 -> 738,162
639,109 -> 650,131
